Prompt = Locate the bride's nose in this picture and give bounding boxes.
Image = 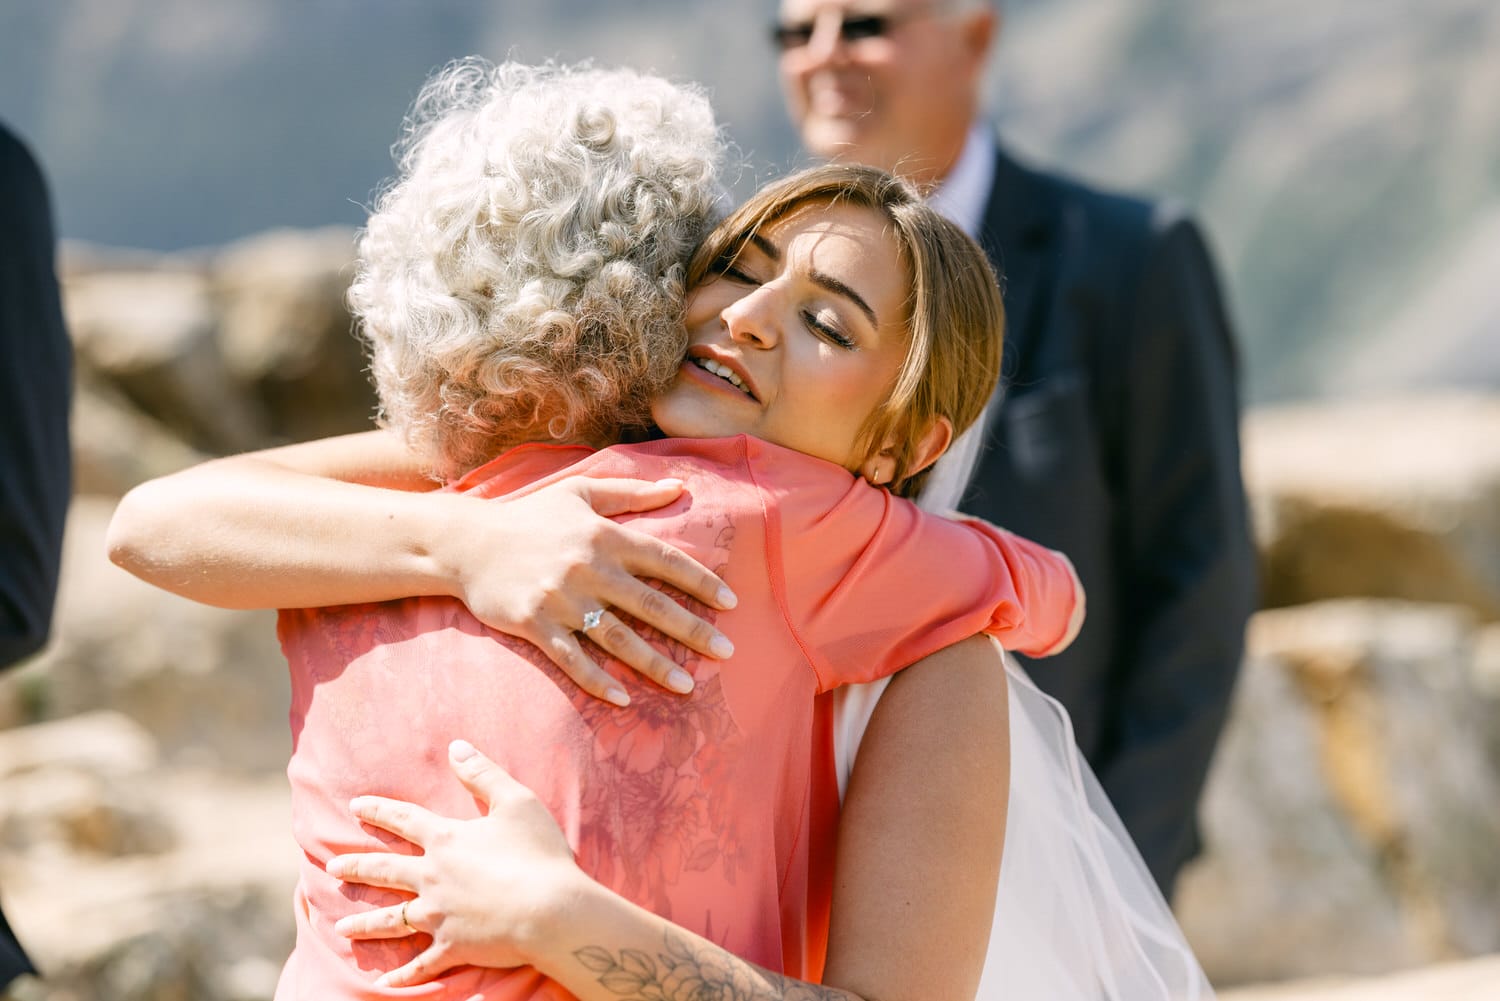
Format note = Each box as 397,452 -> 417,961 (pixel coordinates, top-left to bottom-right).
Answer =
721,286 -> 781,350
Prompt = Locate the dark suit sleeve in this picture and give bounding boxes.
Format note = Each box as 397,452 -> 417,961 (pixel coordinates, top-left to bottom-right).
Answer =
1094,215 -> 1256,894
0,125 -> 72,669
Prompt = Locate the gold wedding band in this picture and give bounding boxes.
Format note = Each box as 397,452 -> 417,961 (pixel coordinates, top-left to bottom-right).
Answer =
400,899 -> 415,933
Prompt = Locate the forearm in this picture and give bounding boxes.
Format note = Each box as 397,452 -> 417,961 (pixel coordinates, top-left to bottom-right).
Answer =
110,430 -> 734,692
530,880 -> 859,1001
106,431 -> 467,610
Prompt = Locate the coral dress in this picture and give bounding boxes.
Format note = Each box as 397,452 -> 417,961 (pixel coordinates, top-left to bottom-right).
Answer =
272,435 -> 1079,1000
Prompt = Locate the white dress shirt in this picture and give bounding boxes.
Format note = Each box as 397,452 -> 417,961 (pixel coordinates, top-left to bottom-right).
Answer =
927,123 -> 997,239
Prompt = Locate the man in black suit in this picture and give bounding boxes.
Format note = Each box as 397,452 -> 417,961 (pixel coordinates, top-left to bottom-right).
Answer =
0,121 -> 73,985
773,0 -> 1257,897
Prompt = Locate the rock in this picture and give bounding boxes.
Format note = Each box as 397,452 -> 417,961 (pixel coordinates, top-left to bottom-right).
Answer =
62,264 -> 267,455
0,709 -> 157,779
71,373 -> 208,496
0,709 -> 297,1001
1219,954 -> 1500,1000
1473,623 -> 1500,697
1,765 -> 175,859
1243,395 -> 1500,619
2,769 -> 297,1001
0,668 -> 38,731
1177,601 -> 1500,985
211,226 -> 376,444
0,712 -> 172,858
22,498 -> 291,774
17,884 -> 293,1001
60,229 -> 376,467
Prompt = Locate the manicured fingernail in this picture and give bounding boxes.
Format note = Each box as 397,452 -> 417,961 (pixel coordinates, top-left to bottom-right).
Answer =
666,668 -> 694,694
710,634 -> 734,659
334,915 -> 353,934
605,686 -> 630,707
326,858 -> 347,877
449,739 -> 476,762
716,586 -> 738,609
657,478 -> 683,489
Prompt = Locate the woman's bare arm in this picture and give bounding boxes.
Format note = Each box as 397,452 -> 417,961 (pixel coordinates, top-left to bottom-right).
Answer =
330,635 -> 1008,1000
107,430 -> 458,609
105,429 -> 736,700
824,634 -> 1008,1000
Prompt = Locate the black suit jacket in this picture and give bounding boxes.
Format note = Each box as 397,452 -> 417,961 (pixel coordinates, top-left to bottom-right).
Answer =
0,121 -> 71,984
960,144 -> 1256,896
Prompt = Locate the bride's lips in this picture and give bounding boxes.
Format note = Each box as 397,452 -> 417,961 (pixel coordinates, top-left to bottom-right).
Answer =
683,346 -> 761,403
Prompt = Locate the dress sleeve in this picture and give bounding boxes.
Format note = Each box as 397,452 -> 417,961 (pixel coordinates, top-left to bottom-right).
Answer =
758,448 -> 1081,693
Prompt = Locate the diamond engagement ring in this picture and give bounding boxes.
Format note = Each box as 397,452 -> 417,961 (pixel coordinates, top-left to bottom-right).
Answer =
581,608 -> 606,632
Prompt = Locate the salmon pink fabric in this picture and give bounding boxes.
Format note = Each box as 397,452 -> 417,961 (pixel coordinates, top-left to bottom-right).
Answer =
273,435 -> 1078,999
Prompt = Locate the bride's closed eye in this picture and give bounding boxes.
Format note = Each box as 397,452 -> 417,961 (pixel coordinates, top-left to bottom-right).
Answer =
803,308 -> 856,349
708,238 -> 859,349
720,263 -> 759,285
709,247 -> 762,285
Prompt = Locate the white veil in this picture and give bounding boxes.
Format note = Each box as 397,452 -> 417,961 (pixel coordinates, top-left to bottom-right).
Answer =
824,428 -> 1216,1000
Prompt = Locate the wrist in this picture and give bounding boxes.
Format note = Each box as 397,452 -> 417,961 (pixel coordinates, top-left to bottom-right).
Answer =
519,862 -> 610,972
409,491 -> 489,601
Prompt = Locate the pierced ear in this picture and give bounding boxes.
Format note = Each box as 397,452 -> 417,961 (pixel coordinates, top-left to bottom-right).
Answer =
859,451 -> 898,487
862,415 -> 955,488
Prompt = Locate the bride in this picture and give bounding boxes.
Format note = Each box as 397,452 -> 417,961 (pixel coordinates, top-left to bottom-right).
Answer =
108,58 -> 1211,1001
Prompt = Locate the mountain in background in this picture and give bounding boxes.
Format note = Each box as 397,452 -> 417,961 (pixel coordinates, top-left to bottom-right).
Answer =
2,0 -> 1496,402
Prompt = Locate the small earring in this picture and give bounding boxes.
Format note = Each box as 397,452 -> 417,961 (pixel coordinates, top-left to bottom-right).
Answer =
862,457 -> 894,486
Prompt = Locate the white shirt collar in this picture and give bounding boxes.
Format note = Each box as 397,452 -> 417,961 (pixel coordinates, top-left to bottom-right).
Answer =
926,124 -> 997,239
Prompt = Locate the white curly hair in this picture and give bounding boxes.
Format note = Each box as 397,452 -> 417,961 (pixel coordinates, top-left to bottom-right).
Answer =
350,59 -> 728,478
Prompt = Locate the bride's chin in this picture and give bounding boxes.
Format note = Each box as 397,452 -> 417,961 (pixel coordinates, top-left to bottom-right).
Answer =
650,399 -> 745,443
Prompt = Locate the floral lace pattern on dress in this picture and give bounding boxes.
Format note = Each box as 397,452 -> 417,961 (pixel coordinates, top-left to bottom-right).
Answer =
573,509 -> 742,918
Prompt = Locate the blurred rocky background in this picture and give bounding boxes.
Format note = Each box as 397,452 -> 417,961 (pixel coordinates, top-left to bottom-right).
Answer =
1,0 -> 1498,998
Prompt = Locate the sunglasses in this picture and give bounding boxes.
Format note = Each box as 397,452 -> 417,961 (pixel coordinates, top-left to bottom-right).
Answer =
772,12 -> 895,50
774,2 -> 959,52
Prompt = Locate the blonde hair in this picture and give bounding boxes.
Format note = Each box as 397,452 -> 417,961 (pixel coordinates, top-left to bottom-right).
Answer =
350,59 -> 727,478
687,163 -> 1004,498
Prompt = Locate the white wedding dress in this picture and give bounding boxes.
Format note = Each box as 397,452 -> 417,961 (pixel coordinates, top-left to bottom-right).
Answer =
825,428 -> 1218,1000
831,657 -> 1215,1001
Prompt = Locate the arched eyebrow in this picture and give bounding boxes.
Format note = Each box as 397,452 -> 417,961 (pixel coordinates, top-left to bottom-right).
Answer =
810,270 -> 877,327
748,232 -> 879,327
748,232 -> 779,259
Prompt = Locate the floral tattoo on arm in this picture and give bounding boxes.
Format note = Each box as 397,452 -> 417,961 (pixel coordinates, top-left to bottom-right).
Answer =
573,930 -> 855,1001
